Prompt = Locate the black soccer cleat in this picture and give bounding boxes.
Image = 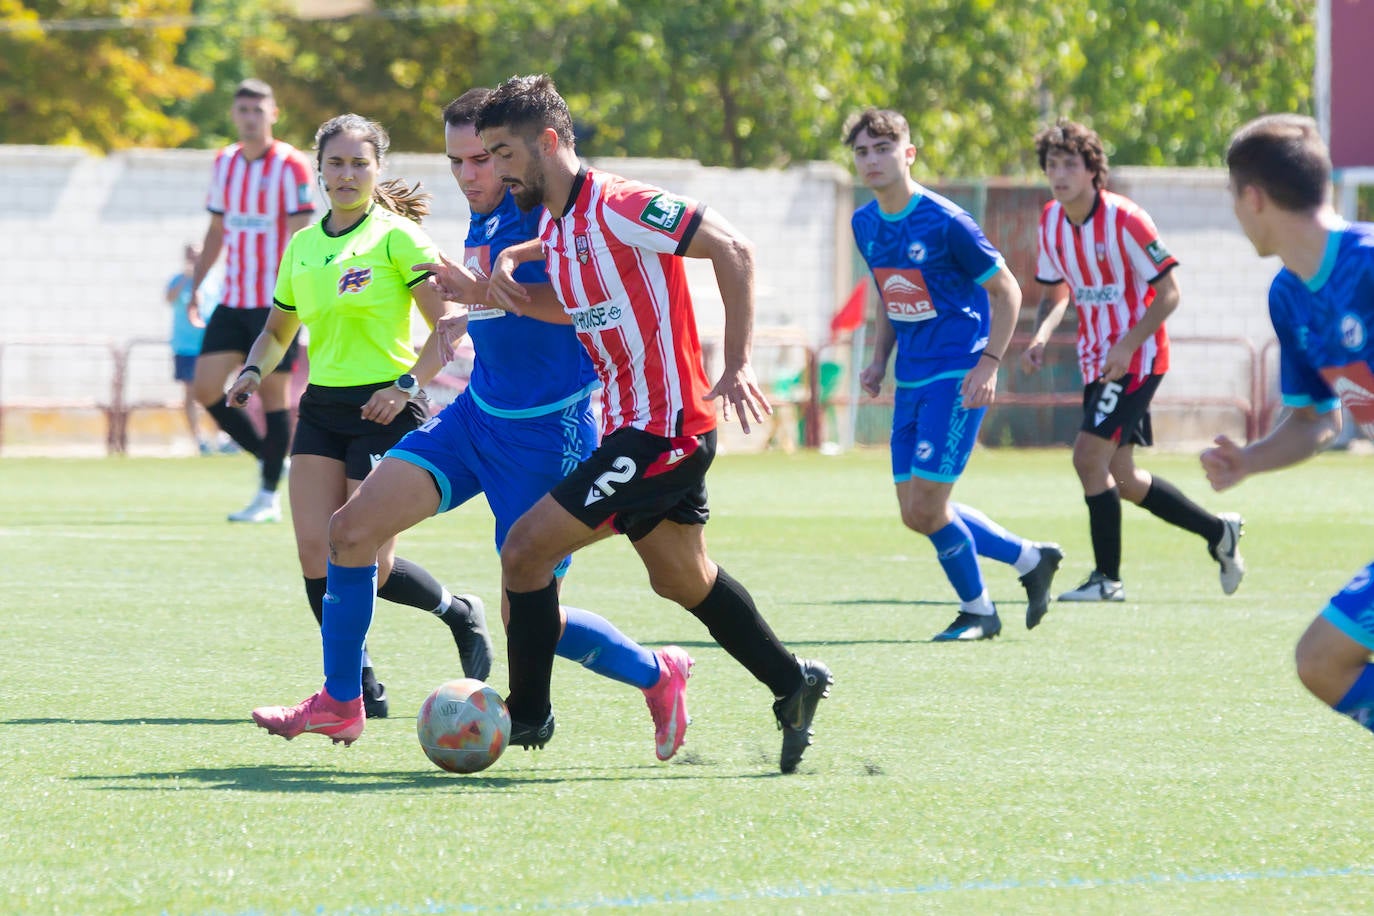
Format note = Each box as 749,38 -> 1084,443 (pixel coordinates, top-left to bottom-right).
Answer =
446,593 -> 495,682
773,658 -> 833,774
931,610 -> 1002,642
1019,543 -> 1064,630
509,710 -> 556,750
362,680 -> 389,719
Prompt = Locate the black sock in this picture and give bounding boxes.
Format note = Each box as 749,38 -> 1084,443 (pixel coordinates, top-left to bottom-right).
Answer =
205,399 -> 264,458
1139,477 -> 1226,546
504,578 -> 561,722
1086,488 -> 1123,581
304,576 -> 326,626
377,557 -> 449,614
687,567 -> 800,698
260,409 -> 291,490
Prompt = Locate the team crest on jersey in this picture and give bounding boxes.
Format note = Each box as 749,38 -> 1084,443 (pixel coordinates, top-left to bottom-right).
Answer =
575,234 -> 591,264
638,193 -> 687,233
1341,313 -> 1367,351
484,215 -> 500,239
907,241 -> 928,263
874,268 -> 935,322
338,266 -> 373,295
1146,239 -> 1171,266
1095,241 -> 1107,261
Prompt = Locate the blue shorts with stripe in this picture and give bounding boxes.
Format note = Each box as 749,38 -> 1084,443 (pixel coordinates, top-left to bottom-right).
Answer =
387,391 -> 597,575
1320,561 -> 1374,650
890,372 -> 986,483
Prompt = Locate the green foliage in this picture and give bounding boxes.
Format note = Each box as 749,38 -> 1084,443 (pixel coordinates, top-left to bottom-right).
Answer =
0,0 -> 210,149
1,0 -> 1316,175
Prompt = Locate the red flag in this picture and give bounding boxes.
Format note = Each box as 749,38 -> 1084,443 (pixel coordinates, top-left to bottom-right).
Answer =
829,280 -> 868,340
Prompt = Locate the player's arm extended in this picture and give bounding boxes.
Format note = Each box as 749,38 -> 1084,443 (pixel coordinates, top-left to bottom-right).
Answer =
413,254 -> 568,324
1201,404 -> 1341,491
487,238 -> 543,313
226,307 -> 301,406
1103,268 -> 1180,380
684,207 -> 771,432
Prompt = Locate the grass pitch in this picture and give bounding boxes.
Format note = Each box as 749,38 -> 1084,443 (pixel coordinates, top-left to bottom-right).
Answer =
2,447 -> 1372,914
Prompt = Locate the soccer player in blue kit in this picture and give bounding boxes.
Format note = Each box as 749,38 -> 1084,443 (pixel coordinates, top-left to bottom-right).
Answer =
845,108 -> 1062,641
1204,114 -> 1374,735
252,89 -> 693,759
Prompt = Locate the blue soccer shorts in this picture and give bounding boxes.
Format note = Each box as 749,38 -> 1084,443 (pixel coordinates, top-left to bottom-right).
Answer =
1320,561 -> 1374,650
387,391 -> 597,575
890,373 -> 987,484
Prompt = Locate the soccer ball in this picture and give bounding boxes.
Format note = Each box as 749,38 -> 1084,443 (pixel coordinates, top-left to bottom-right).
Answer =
416,678 -> 511,773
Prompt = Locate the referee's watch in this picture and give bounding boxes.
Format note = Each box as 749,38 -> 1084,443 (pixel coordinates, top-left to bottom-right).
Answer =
393,373 -> 421,398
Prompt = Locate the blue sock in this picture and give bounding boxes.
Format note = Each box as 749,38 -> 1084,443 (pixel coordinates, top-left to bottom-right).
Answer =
954,502 -> 1024,566
322,562 -> 377,702
1334,665 -> 1374,733
556,606 -> 660,690
929,517 -> 985,603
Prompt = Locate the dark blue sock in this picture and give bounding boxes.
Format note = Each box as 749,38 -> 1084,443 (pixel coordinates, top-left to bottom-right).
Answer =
954,502 -> 1024,566
556,606 -> 659,689
322,562 -> 377,702
1334,665 -> 1374,733
929,517 -> 985,603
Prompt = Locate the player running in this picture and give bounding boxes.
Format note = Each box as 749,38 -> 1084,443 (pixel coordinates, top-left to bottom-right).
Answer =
1021,119 -> 1244,603
846,107 -> 1063,640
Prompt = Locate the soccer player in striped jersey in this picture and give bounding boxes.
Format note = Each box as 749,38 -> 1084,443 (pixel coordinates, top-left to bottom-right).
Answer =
307,90 -> 696,762
477,74 -> 831,773
1021,119 -> 1245,603
845,108 -> 1063,640
187,79 -> 314,523
240,113 -> 487,738
1206,114 -> 1374,737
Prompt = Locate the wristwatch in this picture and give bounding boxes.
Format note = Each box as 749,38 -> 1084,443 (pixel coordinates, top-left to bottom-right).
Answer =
394,373 -> 421,398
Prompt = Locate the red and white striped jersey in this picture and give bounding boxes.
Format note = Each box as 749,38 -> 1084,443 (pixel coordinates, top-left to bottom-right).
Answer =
539,168 -> 715,439
1036,190 -> 1177,380
205,140 -> 315,308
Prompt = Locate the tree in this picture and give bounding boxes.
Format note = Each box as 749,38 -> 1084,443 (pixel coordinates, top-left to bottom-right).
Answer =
0,0 -> 210,149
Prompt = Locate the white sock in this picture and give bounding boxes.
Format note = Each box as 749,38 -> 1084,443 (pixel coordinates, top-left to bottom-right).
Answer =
1013,542 -> 1042,576
959,590 -> 996,616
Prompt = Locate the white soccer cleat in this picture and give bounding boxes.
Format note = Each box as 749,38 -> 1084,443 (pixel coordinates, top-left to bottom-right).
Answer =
1211,513 -> 1245,596
228,490 -> 281,523
1058,571 -> 1125,602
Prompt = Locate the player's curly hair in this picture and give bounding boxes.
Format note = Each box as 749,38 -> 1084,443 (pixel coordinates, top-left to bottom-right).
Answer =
1226,114 -> 1329,213
475,74 -> 576,148
842,108 -> 910,148
1035,119 -> 1109,190
314,113 -> 431,222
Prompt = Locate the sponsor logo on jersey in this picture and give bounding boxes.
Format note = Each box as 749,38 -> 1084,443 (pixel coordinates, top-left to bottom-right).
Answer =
575,233 -> 591,265
638,193 -> 687,233
875,268 -> 935,322
1146,239 -> 1171,266
907,241 -> 928,263
1073,283 -> 1124,306
570,301 -> 624,333
484,214 -> 501,239
225,213 -> 273,233
338,266 -> 373,295
1341,313 -> 1367,351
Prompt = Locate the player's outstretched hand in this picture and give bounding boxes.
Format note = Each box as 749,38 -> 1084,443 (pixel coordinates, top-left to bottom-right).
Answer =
705,363 -> 772,434
1020,341 -> 1045,375
435,311 -> 468,363
414,252 -> 478,303
1200,434 -> 1247,491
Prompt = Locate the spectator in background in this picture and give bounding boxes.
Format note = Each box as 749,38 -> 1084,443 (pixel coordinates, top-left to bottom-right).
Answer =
187,79 -> 315,523
166,243 -> 219,454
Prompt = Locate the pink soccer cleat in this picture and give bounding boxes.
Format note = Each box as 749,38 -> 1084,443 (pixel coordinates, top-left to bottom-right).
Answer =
251,688 -> 364,746
642,646 -> 694,761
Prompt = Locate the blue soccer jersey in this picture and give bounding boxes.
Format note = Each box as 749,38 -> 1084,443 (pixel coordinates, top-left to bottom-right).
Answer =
851,186 -> 1005,383
1270,221 -> 1374,438
462,191 -> 599,417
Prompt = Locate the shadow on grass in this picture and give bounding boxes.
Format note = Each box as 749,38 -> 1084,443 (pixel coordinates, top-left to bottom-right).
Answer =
68,761 -> 776,793
2,717 -> 244,726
